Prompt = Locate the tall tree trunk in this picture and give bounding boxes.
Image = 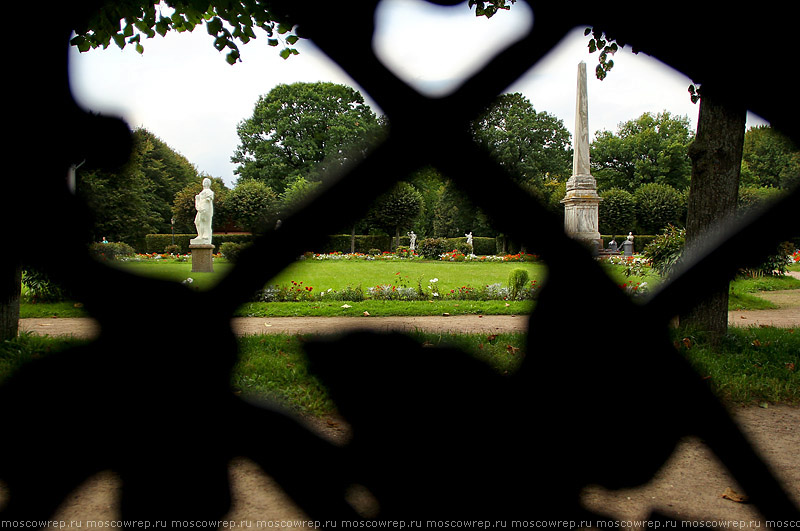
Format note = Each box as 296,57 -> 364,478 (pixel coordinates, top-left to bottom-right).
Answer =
1,260 -> 22,341
682,90 -> 746,345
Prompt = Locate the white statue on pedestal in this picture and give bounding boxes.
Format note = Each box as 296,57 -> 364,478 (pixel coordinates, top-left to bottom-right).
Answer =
190,178 -> 214,245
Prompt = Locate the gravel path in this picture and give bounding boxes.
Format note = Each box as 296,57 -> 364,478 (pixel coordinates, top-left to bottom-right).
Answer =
18,307 -> 800,340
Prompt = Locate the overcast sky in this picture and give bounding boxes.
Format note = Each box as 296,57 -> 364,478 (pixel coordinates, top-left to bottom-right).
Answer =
68,0 -> 767,187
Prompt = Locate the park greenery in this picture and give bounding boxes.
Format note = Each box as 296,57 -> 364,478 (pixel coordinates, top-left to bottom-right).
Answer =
72,80 -> 800,255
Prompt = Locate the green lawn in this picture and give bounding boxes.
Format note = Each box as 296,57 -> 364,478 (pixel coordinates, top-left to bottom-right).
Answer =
119,257 -> 547,294
18,257 -> 800,318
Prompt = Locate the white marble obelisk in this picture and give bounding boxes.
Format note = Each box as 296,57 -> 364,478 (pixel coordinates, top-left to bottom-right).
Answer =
562,62 -> 602,248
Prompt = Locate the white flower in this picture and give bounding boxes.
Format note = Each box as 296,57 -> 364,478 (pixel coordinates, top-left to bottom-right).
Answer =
341,304 -> 352,308
430,278 -> 438,283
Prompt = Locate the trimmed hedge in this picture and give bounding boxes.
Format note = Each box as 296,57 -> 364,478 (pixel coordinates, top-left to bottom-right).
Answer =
146,233 -> 512,256
145,233 -> 253,254
323,234 -> 394,254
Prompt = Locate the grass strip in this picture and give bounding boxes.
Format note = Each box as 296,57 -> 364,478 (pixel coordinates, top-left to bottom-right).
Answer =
3,328 -> 797,418
674,326 -> 800,406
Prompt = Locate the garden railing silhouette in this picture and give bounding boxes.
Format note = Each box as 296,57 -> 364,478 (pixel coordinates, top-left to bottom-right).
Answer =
2,0 -> 799,525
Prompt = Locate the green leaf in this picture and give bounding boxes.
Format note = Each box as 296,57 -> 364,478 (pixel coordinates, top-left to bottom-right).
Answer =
112,33 -> 126,49
155,21 -> 169,37
286,35 -> 299,45
135,43 -> 144,54
279,48 -> 291,59
584,27 -> 592,36
206,17 -> 223,36
226,50 -> 239,64
588,39 -> 596,53
277,22 -> 292,34
268,38 -> 279,47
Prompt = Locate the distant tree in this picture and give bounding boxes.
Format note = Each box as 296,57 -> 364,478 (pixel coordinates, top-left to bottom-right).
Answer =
406,167 -> 446,238
136,129 -> 200,233
432,180 -> 496,238
279,176 -> 323,218
231,82 -> 382,193
171,177 -> 230,233
740,125 -> 800,189
737,186 -> 786,219
77,127 -> 199,248
591,111 -> 693,192
368,182 -> 424,249
472,92 -> 572,204
225,179 -> 279,233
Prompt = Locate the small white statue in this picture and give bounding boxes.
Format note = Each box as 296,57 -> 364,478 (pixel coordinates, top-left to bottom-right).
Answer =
408,231 -> 417,250
190,178 -> 214,245
627,232 -> 634,242
465,231 -> 473,247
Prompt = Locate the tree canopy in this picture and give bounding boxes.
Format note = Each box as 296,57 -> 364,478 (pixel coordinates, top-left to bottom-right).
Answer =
69,0 -> 512,64
740,125 -> 800,190
231,82 -> 383,193
472,92 -> 572,205
591,111 -> 693,192
77,127 -> 200,247
70,0 -> 301,64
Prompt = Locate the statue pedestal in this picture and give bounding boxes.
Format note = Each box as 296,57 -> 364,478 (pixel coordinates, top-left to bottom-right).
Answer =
190,244 -> 215,273
561,187 -> 601,244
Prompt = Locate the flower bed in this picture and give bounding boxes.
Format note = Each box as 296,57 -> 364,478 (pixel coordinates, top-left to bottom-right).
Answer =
254,276 -> 540,303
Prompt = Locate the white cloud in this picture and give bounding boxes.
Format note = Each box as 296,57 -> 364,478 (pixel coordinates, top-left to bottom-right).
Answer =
372,0 -> 533,96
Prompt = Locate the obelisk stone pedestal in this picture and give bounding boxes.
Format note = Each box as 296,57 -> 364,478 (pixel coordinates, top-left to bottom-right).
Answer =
562,61 -> 601,251
190,244 -> 215,273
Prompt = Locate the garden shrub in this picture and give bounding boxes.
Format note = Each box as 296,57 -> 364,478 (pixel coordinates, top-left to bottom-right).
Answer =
219,242 -> 251,263
418,238 -> 449,259
22,269 -> 67,302
89,242 -> 135,261
144,233 -> 253,254
633,183 -> 684,234
508,268 -> 530,299
643,225 -> 685,277
164,244 -> 180,255
739,241 -> 793,278
368,248 -> 382,256
599,188 -> 635,234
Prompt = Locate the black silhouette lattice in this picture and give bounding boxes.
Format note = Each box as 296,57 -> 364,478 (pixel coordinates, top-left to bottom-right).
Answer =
2,0 -> 799,525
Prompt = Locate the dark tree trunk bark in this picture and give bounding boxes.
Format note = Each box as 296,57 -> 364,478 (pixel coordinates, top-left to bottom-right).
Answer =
682,90 -> 746,345
1,260 -> 22,341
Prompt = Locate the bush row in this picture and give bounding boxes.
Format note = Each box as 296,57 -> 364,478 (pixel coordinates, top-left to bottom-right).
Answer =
144,234 -> 253,254
148,233 -> 658,257
147,233 -> 501,256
